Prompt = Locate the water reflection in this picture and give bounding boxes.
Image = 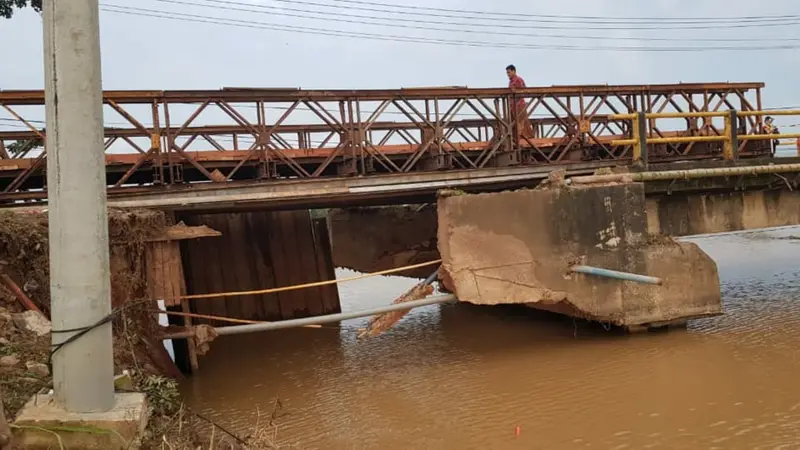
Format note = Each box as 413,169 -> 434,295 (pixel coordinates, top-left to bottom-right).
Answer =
185,227 -> 800,449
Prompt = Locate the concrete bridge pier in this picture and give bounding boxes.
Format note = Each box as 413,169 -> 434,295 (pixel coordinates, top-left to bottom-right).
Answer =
436,184 -> 722,329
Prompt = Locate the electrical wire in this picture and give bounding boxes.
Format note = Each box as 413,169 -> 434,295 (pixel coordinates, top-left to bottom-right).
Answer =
280,0 -> 800,23
186,0 -> 800,28
99,5 -> 800,52
156,0 -> 800,43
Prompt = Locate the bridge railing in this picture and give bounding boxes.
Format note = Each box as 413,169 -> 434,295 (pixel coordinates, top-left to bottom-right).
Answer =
0,82 -> 774,198
611,110 -> 800,165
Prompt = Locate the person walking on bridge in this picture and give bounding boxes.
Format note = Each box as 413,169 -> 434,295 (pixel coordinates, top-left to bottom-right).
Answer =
506,65 -> 535,140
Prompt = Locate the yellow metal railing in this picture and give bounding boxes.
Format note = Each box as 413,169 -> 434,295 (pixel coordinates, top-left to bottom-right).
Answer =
609,109 -> 800,163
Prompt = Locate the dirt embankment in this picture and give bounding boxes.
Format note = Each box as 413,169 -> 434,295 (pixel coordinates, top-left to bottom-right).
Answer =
0,209 -> 286,449
0,209 -> 178,376
0,209 -> 173,434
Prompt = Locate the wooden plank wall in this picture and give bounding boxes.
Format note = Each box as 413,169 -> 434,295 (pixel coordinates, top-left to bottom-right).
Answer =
179,210 -> 341,325
146,241 -> 185,307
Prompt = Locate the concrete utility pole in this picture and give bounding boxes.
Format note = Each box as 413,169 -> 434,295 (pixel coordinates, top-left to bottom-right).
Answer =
44,0 -> 114,412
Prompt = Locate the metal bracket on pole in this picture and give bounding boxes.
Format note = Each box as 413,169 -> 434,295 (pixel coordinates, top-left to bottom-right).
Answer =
632,111 -> 648,166
723,109 -> 739,161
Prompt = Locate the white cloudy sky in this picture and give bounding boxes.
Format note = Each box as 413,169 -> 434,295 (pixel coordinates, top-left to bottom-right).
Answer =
1,0 -> 799,125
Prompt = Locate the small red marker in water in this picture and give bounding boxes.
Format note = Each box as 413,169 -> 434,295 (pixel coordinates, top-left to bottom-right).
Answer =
515,425 -> 521,437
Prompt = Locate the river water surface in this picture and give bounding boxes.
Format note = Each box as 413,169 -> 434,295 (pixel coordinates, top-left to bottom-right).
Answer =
184,227 -> 800,449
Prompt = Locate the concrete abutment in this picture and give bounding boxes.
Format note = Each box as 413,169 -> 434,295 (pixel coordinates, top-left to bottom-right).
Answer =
436,185 -> 722,327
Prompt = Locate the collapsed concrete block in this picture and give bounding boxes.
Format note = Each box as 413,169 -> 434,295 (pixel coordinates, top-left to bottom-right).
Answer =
437,183 -> 721,327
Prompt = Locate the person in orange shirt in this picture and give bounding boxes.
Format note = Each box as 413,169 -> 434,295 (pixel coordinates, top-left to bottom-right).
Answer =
506,65 -> 535,140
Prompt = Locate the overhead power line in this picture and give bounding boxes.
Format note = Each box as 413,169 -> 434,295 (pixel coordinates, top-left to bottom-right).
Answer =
167,0 -> 800,30
294,0 -> 800,23
157,0 -> 800,43
100,5 -> 800,52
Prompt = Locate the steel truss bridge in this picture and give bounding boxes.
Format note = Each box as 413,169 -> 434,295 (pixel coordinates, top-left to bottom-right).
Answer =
0,82 -> 773,203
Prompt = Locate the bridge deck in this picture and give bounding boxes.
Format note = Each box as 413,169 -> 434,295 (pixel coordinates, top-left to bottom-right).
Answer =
3,157 -> 795,214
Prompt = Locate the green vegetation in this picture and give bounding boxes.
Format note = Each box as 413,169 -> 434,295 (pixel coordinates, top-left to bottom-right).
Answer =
0,0 -> 41,19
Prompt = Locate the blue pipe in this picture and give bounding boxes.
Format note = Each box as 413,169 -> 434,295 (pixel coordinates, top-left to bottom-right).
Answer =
422,268 -> 440,285
570,265 -> 662,285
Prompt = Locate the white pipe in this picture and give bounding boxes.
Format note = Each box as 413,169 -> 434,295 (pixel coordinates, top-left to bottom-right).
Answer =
166,294 -> 456,339
569,162 -> 800,185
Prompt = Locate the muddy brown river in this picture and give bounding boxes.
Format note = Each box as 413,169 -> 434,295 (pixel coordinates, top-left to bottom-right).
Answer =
183,227 -> 800,449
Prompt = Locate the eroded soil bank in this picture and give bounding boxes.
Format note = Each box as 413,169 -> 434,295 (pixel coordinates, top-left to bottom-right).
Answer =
0,210 -> 277,449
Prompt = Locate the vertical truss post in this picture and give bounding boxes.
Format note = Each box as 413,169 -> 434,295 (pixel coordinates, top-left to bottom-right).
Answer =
632,111 -> 648,166
256,100 -> 271,179
723,109 -> 739,161
150,132 -> 162,184
337,99 -> 359,176
755,88 -> 763,133
163,100 -> 176,184
151,100 -> 164,185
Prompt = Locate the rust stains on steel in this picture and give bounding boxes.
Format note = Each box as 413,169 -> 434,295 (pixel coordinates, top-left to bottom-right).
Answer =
0,82 -> 773,201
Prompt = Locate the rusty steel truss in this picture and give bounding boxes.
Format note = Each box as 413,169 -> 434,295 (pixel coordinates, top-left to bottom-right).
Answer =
0,82 -> 770,200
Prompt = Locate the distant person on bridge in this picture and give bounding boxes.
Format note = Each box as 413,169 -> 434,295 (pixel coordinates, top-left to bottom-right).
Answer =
506,65 -> 535,140
762,116 -> 780,156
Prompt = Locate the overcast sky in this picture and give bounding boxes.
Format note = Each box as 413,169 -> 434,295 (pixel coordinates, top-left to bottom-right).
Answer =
1,0 -> 799,130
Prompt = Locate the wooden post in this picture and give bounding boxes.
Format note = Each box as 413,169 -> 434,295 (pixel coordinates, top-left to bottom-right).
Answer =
144,223 -> 220,373
181,299 -> 200,372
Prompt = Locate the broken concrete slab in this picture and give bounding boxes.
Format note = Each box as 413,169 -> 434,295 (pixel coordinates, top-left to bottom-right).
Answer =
437,183 -> 721,327
12,393 -> 148,450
